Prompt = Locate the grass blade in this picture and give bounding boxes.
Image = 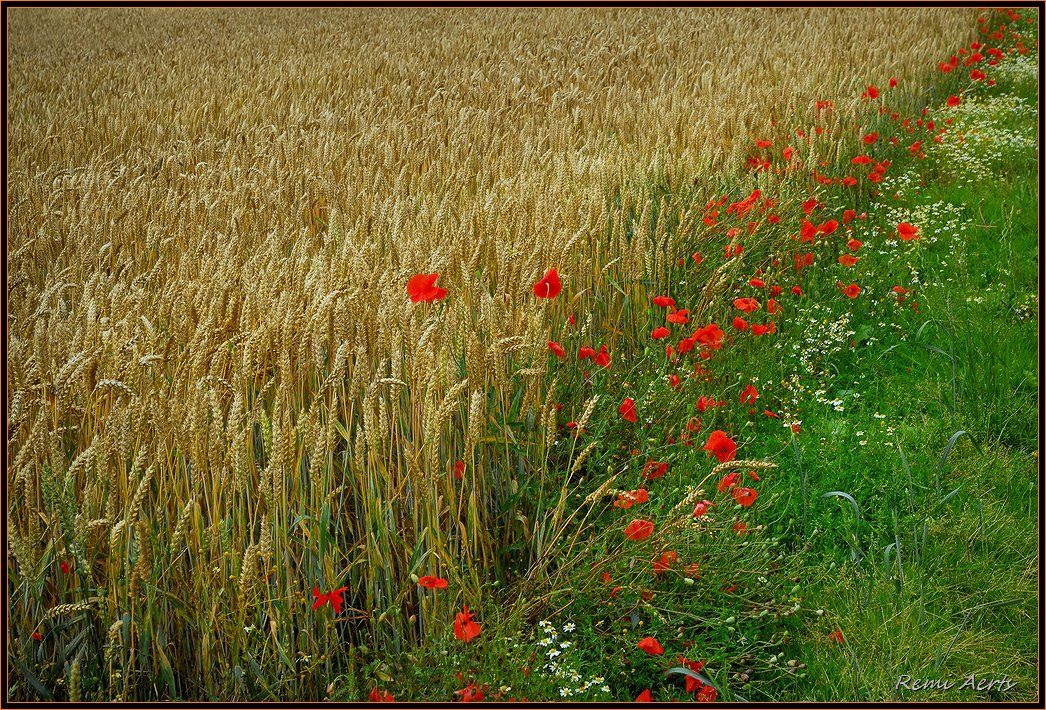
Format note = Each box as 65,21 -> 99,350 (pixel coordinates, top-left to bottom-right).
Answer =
822,491 -> 862,526
9,654 -> 53,700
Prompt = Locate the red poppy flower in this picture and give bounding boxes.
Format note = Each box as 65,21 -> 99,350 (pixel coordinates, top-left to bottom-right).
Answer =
693,323 -> 724,350
594,345 -> 611,368
747,154 -> 769,171
455,460 -> 465,479
686,417 -> 702,432
889,77 -> 898,88
799,219 -> 817,243
369,688 -> 395,702
635,689 -> 654,702
642,460 -> 668,480
838,254 -> 859,267
733,297 -> 760,313
729,316 -> 748,332
637,636 -> 665,655
455,683 -> 485,702
615,488 -> 650,509
766,298 -> 781,315
418,575 -> 449,589
60,561 -> 71,575
696,685 -> 718,702
32,631 -> 43,642
802,197 -> 818,215
578,346 -> 595,360
863,132 -> 878,144
533,268 -> 562,298
652,551 -> 678,575
740,384 -> 758,404
897,222 -> 919,241
668,374 -> 681,389
864,85 -> 879,99
751,323 -> 776,336
677,335 -> 695,354
748,469 -> 761,482
970,69 -> 986,81
667,309 -> 690,325
820,219 -> 839,235
454,605 -> 482,643
547,341 -> 566,359
652,295 -> 676,308
312,585 -> 349,614
704,430 -> 737,463
692,500 -> 713,518
791,286 -> 803,296
619,397 -> 638,423
828,629 -> 845,644
732,487 -> 758,507
717,471 -> 739,493
947,95 -> 961,108
678,656 -> 709,693
678,655 -> 706,674
624,519 -> 655,541
651,326 -> 671,340
843,283 -> 861,299
847,238 -> 863,251
692,252 -> 703,265
406,273 -> 448,303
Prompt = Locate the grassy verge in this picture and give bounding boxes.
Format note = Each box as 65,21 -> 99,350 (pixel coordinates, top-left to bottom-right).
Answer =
788,60 -> 1038,701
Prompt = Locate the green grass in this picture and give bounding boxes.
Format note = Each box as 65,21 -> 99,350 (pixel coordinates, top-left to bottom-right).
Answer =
780,63 -> 1039,700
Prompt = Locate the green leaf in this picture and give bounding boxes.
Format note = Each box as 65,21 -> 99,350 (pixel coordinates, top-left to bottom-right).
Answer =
822,490 -> 862,525
9,654 -> 53,700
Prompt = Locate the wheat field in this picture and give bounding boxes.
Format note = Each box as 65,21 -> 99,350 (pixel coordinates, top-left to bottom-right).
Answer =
6,7 -> 978,701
